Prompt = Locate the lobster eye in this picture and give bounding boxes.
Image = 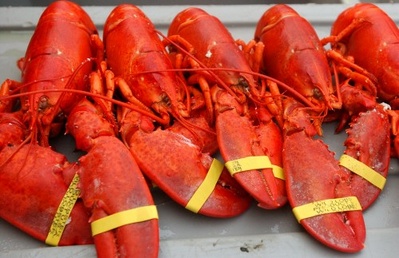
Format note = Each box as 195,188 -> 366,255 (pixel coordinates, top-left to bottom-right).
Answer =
38,95 -> 49,111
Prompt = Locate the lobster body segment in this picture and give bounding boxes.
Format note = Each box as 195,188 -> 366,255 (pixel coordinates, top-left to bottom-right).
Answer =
104,4 -> 188,122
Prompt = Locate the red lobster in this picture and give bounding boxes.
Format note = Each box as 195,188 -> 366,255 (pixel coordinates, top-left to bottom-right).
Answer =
2,1 -> 160,256
167,7 -> 287,210
327,3 -> 399,153
0,0 -> 97,246
103,4 -> 251,218
255,4 -> 390,253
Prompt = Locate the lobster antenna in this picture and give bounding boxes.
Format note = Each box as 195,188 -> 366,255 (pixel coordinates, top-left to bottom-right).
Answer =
135,66 -> 317,109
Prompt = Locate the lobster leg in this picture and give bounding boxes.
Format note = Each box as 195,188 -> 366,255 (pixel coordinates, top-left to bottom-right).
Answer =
65,73 -> 159,257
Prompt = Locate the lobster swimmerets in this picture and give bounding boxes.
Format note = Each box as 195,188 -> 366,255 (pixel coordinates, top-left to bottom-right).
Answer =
103,4 -> 251,218
255,4 -> 390,252
167,6 -> 287,210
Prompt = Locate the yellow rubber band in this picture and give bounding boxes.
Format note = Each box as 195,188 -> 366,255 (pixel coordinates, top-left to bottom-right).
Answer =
45,173 -> 80,246
225,155 -> 284,180
339,154 -> 386,190
185,158 -> 224,213
91,205 -> 158,236
292,196 -> 362,222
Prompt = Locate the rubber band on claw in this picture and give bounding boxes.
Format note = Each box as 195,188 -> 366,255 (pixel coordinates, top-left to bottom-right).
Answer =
185,158 -> 224,213
91,205 -> 158,236
339,154 -> 386,190
225,155 -> 284,180
45,173 -> 80,246
292,196 -> 362,222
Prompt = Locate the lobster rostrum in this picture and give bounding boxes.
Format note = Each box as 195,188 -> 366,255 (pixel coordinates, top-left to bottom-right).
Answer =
254,4 -> 390,252
103,4 -> 251,218
327,3 -> 399,154
64,67 -> 159,258
167,7 -> 287,210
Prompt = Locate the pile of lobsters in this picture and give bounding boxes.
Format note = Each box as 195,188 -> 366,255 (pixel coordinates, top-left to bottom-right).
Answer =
0,1 -> 397,257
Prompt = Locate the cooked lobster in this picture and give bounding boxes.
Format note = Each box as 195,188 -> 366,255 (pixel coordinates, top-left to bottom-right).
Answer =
103,4 -> 251,218
254,4 -> 390,253
167,6 -> 287,210
0,0 -> 98,246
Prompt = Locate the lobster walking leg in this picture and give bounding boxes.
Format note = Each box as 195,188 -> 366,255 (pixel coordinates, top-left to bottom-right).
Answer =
104,4 -> 251,218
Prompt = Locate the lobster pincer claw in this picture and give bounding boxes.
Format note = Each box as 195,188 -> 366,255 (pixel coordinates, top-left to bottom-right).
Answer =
339,104 -> 391,210
213,87 -> 287,209
284,129 -> 366,253
0,111 -> 93,246
121,110 -> 252,218
66,98 -> 159,258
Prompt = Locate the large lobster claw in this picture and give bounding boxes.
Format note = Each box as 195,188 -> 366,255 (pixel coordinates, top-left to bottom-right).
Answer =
120,109 -> 252,218
212,86 -> 286,209
340,104 -> 390,210
66,97 -> 159,258
282,99 -> 392,252
0,112 -> 93,246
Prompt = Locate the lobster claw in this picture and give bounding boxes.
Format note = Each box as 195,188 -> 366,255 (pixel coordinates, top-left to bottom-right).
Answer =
0,111 -> 93,246
284,129 -> 366,253
340,104 -> 391,210
66,98 -> 159,258
281,99 -> 392,252
213,86 -> 287,209
120,109 -> 252,218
